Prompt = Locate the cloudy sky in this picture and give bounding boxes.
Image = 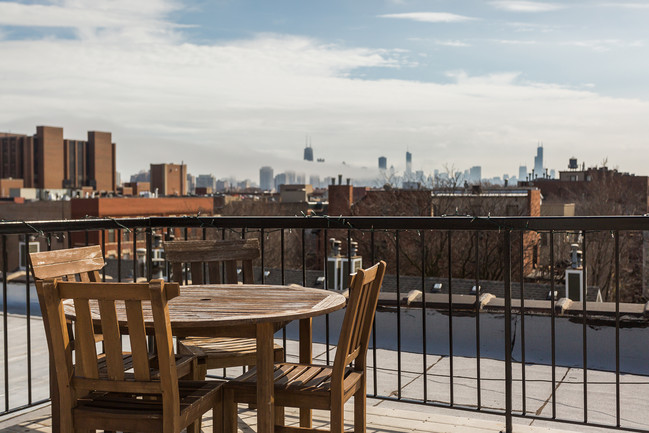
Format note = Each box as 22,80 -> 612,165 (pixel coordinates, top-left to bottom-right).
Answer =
1,0 -> 649,183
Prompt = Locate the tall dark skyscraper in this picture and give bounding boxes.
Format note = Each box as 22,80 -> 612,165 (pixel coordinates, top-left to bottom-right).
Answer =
533,144 -> 544,179
405,151 -> 412,177
378,156 -> 387,170
303,139 -> 313,161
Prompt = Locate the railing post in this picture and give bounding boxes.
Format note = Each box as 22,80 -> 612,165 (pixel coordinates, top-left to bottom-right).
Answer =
503,230 -> 513,433
146,226 -> 153,281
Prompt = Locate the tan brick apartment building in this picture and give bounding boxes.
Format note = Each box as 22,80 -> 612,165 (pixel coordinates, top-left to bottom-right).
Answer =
0,126 -> 116,193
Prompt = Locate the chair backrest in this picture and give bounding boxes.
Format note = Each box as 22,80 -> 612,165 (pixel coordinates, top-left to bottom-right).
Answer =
332,261 -> 386,383
36,279 -> 181,431
163,239 -> 260,285
30,245 -> 105,282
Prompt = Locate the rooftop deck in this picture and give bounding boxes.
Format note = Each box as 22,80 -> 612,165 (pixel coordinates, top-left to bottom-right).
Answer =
0,397 -> 626,433
0,313 -> 646,433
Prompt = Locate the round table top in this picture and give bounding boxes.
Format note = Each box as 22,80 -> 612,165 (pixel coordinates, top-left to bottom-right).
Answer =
64,284 -> 347,329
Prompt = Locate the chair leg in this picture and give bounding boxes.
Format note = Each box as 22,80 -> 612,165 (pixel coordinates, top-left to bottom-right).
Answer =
213,398 -> 223,433
274,405 -> 285,427
330,399 -> 345,433
223,388 -> 238,433
354,386 -> 366,433
187,359 -> 207,433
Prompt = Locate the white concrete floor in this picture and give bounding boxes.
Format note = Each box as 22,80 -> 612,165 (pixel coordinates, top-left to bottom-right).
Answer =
1,313 -> 647,433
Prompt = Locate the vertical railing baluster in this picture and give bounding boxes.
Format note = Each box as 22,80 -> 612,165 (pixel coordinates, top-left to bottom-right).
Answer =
396,230 -> 402,400
117,229 -> 122,282
302,229 -> 306,287
504,230 -> 512,433
582,230 -> 588,424
347,229 -> 352,290
550,230 -> 556,419
475,231 -> 481,410
447,231 -> 454,406
145,227 -> 152,281
324,228 -> 330,366
421,230 -> 428,403
615,230 -> 621,428
2,235 -> 9,412
101,230 -> 106,282
25,234 -> 32,404
183,228 -> 189,285
132,228 -> 138,283
371,229 -> 377,395
260,228 -> 265,284
281,229 -> 286,354
520,231 -> 526,416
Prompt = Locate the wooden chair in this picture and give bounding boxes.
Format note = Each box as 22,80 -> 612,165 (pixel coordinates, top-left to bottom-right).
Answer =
163,239 -> 284,377
36,278 -> 224,433
31,245 -> 199,432
223,261 -> 387,433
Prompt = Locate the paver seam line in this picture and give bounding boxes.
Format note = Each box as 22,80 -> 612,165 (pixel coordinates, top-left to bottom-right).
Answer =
532,367 -> 571,420
384,355 -> 444,400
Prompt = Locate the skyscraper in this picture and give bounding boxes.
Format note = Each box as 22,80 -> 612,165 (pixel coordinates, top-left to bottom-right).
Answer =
519,165 -> 528,181
259,166 -> 274,191
405,151 -> 412,178
469,166 -> 482,183
378,156 -> 387,170
533,145 -> 544,179
303,138 -> 313,161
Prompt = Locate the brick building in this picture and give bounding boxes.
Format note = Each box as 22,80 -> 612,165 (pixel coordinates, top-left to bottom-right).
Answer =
0,126 -> 116,192
150,163 -> 186,196
70,196 -> 216,255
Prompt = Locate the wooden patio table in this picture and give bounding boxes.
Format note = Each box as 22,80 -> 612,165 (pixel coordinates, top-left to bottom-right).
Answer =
63,283 -> 347,433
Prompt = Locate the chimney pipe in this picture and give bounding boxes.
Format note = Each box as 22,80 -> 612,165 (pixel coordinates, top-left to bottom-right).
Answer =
338,174 -> 342,185
346,178 -> 350,185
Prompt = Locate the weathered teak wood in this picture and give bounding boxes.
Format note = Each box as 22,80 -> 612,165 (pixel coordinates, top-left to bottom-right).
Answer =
62,283 -> 347,433
223,261 -> 387,433
37,279 -> 224,433
164,238 -> 284,375
30,245 -> 104,282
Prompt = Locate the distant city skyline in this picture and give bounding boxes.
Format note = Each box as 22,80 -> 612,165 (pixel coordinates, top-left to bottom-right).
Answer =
2,1 -> 649,181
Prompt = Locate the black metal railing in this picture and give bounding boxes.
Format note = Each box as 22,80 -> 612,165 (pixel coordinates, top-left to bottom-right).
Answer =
1,215 -> 648,433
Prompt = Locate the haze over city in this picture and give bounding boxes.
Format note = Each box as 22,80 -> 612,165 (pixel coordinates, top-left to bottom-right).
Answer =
2,0 -> 649,180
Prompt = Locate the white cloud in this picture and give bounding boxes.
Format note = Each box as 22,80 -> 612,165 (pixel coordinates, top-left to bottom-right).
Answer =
378,12 -> 477,23
562,39 -> 645,52
600,2 -> 649,9
1,0 -> 649,180
0,0 -> 183,42
435,40 -> 471,47
496,39 -> 537,45
490,1 -> 565,12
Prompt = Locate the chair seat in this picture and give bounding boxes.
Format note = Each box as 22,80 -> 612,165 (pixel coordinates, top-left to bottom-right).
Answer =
227,363 -> 363,409
96,353 -> 196,379
179,337 -> 284,369
73,380 -> 224,431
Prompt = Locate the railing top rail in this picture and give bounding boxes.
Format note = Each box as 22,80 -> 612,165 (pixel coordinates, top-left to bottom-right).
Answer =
1,215 -> 649,235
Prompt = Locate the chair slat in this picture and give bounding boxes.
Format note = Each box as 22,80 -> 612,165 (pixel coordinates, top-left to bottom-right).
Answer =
125,300 -> 151,381
171,262 -> 183,284
224,260 -> 238,284
190,262 -> 204,285
98,300 -> 125,380
242,260 -> 254,284
30,245 -> 105,280
73,299 -> 99,379
207,262 -> 221,284
164,239 -> 260,263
